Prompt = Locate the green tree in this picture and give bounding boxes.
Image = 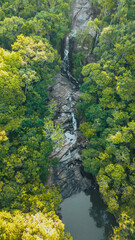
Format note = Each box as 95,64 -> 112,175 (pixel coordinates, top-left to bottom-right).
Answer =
77,0 -> 135,219
112,213 -> 135,240
0,17 -> 24,49
0,210 -> 73,240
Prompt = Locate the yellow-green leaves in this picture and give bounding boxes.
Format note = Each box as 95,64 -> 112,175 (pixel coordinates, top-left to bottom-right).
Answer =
12,34 -> 61,82
109,121 -> 135,144
0,48 -> 26,132
79,11 -> 135,222
44,119 -> 64,149
0,131 -> 8,142
99,0 -> 116,12
112,213 -> 135,240
0,16 -> 24,50
0,48 -> 25,106
116,71 -> 135,101
0,211 -> 72,240
12,34 -> 56,65
97,171 -> 119,213
105,164 -> 126,188
79,122 -> 96,139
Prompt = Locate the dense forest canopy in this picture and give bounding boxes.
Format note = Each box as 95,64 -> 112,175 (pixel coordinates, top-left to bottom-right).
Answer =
0,0 -> 72,239
0,0 -> 135,239
74,0 -> 135,239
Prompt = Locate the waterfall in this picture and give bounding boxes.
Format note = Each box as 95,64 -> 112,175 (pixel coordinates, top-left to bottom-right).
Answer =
49,0 -> 96,201
62,34 -> 78,131
62,34 -> 78,85
61,33 -> 78,136
69,95 -> 77,131
62,35 -> 70,73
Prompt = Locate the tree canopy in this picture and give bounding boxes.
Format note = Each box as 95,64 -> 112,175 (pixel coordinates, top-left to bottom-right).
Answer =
75,0 -> 135,239
0,0 -> 72,238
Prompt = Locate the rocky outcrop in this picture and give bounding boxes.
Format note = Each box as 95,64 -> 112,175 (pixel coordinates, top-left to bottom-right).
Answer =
70,0 -> 95,34
69,0 -> 96,83
48,73 -> 90,199
47,0 -> 96,199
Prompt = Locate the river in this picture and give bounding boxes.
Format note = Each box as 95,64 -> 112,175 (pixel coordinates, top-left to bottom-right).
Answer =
61,188 -> 116,240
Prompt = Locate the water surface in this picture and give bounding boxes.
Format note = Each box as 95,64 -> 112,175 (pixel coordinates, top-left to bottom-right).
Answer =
61,189 -> 116,240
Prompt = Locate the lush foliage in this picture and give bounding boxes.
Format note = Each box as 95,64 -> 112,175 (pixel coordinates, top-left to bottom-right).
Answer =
0,211 -> 72,240
0,0 -> 72,239
0,0 -> 71,49
76,0 -> 135,239
1,0 -> 135,238
111,213 -> 135,240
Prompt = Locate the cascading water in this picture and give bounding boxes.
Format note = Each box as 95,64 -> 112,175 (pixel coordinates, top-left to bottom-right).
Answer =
48,1 -> 116,238
62,35 -> 70,73
69,95 -> 77,131
48,29 -> 91,198
51,0 -> 99,199
62,34 -> 78,85
61,33 -> 78,149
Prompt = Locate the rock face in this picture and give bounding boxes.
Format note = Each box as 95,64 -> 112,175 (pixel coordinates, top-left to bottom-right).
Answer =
49,73 -> 90,199
70,0 -> 95,34
69,0 -> 96,83
47,0 -> 95,199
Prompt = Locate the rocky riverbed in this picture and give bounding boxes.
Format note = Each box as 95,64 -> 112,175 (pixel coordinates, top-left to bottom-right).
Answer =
48,73 -> 91,199
47,0 -> 96,199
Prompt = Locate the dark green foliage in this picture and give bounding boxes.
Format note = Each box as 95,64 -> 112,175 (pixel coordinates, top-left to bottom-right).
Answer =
0,0 -> 68,226
0,0 -> 71,49
0,0 -> 72,238
0,0 -> 135,239
0,16 -> 24,49
0,36 -> 61,212
77,1 -> 135,238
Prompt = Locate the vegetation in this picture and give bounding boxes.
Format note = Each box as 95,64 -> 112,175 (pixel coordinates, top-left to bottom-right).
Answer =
76,0 -> 135,239
0,0 -> 72,239
0,0 -> 135,239
0,211 -> 72,240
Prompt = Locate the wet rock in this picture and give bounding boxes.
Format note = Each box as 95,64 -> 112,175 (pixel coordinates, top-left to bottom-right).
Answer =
73,91 -> 82,101
48,71 -> 91,199
57,113 -> 72,125
57,163 -> 91,199
47,0 -> 96,199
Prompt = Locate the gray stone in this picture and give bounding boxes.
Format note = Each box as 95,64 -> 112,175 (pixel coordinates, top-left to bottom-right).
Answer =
70,0 -> 95,34
47,0 -> 95,199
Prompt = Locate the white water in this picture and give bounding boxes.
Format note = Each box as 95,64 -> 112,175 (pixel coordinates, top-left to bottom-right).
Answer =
62,35 -> 78,141
62,36 -> 70,72
62,34 -> 78,132
65,132 -> 76,146
62,35 -> 78,85
69,95 -> 77,131
57,35 -> 79,163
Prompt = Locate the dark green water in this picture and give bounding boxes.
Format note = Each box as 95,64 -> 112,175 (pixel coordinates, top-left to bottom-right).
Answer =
61,188 -> 116,240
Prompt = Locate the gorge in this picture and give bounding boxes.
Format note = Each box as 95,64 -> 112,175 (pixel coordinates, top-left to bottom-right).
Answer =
0,0 -> 134,239
48,0 -> 116,239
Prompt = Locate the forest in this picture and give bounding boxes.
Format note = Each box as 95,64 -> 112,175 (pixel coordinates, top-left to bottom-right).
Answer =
0,0 -> 135,239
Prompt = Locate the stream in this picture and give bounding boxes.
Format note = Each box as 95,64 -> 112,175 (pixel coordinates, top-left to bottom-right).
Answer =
49,33 -> 116,239
48,0 -> 116,239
